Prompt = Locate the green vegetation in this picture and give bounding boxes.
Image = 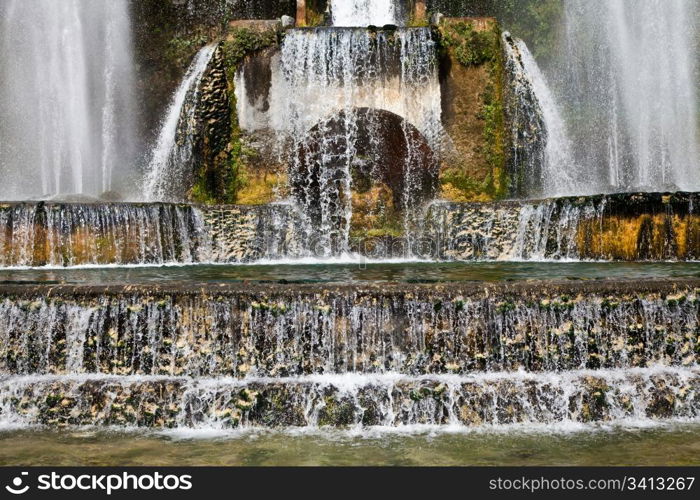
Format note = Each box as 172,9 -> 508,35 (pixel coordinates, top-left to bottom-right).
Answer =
429,0 -> 565,64
440,21 -> 499,67
191,28 -> 280,205
222,28 -> 279,69
479,62 -> 509,199
164,34 -> 209,70
438,20 -> 509,200
494,0 -> 564,64
305,0 -> 329,27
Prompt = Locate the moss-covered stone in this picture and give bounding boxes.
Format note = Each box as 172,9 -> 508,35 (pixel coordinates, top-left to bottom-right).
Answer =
190,26 -> 282,204
303,0 -> 329,27
3,367 -> 696,428
437,18 -> 509,202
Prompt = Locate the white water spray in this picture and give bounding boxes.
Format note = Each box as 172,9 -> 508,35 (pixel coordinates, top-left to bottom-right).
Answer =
557,0 -> 700,193
144,45 -> 216,201
330,0 -> 398,27
503,34 -> 577,197
0,0 -> 138,200
267,28 -> 442,254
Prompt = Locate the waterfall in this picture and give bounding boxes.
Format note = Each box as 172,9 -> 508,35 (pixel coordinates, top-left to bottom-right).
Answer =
0,192 -> 696,267
0,0 -> 138,201
1,368 -> 697,428
330,0 -> 399,27
424,192 -> 700,261
0,203 -> 210,267
0,281 -> 697,428
555,0 -> 700,193
273,29 -> 441,146
228,1 -> 442,256
144,45 -> 217,202
503,34 -> 576,198
269,28 -> 442,255
0,202 -> 312,267
0,284 -> 697,377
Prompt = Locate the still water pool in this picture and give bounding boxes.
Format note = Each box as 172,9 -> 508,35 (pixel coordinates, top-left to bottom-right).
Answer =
1,424 -> 699,466
0,261 -> 698,285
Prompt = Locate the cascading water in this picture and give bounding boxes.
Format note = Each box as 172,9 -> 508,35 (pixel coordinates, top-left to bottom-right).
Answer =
0,0 -> 697,443
424,192 -> 699,261
502,34 -> 576,198
2,368 -> 697,429
273,29 -> 442,159
554,0 -> 700,194
426,197 -> 602,261
0,192 -> 696,267
266,27 -> 442,255
144,45 -> 217,201
0,281 -> 697,429
0,202 -> 312,267
1,284 -> 697,377
0,0 -> 138,201
330,0 -> 399,27
0,203 -> 210,267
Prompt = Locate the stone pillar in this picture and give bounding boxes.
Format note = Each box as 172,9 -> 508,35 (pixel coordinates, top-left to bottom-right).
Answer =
414,0 -> 427,24
296,0 -> 306,26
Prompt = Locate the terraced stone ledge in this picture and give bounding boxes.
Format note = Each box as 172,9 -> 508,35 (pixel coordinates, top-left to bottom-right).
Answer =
0,191 -> 698,265
0,279 -> 698,377
1,369 -> 697,429
424,191 -> 700,261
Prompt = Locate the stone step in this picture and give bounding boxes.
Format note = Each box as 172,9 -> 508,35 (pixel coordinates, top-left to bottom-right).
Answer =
1,368 -> 697,429
0,191 -> 698,266
1,280 -> 698,377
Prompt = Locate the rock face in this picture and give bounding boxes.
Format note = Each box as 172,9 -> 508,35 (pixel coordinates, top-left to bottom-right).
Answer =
202,203 -> 303,261
425,192 -> 700,261
437,18 -> 508,201
298,0 -> 329,26
233,41 -> 288,205
293,108 -> 439,243
0,279 -> 698,428
192,43 -> 233,201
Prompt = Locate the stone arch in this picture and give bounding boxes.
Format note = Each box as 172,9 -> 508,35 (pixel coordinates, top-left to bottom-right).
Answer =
291,107 -> 439,241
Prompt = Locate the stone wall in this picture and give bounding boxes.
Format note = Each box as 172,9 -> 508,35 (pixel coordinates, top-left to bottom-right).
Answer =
202,203 -> 303,261
425,192 -> 700,261
437,17 -> 508,201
